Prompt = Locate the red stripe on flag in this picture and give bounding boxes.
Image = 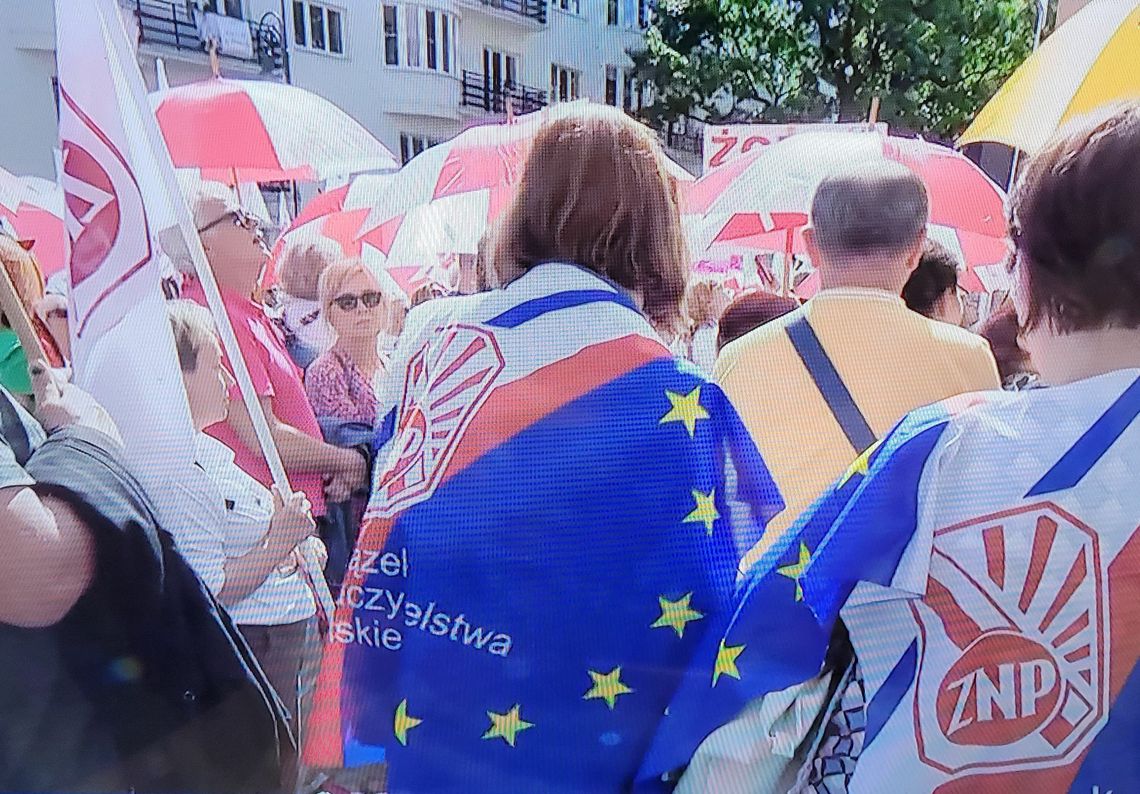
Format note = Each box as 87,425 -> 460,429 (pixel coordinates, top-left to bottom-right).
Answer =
440,334 -> 669,487
1018,515 -> 1058,613
982,524 -> 1005,589
1038,547 -> 1087,634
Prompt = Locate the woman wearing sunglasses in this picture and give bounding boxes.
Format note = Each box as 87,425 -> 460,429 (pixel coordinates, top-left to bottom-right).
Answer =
305,259 -> 402,428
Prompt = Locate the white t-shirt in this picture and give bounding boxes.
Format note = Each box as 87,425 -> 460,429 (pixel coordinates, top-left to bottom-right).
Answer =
280,293 -> 335,357
169,433 -> 316,626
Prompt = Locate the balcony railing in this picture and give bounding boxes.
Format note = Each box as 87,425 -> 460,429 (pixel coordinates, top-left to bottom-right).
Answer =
461,71 -> 547,116
468,0 -> 548,24
130,1 -> 285,73
658,121 -> 702,155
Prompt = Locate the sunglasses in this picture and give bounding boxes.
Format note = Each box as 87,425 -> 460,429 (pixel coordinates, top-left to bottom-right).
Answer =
197,208 -> 262,237
332,291 -> 384,311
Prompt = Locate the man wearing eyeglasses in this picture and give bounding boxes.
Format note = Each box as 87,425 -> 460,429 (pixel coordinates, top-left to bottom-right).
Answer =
181,183 -> 367,573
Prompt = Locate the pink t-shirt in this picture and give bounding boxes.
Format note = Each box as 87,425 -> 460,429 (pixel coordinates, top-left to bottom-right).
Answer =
183,278 -> 327,516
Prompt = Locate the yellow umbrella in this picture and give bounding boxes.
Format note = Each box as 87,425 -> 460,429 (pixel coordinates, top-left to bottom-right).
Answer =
959,0 -> 1140,153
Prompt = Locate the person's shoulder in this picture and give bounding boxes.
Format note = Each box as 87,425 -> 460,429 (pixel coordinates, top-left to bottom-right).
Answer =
716,304 -> 804,373
923,315 -> 994,355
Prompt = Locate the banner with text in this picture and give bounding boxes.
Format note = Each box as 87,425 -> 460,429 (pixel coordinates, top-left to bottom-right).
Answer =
702,122 -> 889,172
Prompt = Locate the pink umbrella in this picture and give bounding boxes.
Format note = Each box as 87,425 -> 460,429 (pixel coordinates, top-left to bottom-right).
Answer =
689,131 -> 1009,293
0,169 -> 68,277
151,78 -> 398,184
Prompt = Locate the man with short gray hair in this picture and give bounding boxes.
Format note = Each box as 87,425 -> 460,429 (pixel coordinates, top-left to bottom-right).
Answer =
715,159 -> 1000,570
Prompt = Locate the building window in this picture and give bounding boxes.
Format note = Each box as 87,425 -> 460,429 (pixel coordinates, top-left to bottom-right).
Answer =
292,1 -> 306,46
622,70 -> 635,112
441,12 -> 450,73
293,2 -> 344,54
382,5 -> 398,65
607,0 -> 618,24
425,10 -> 438,70
550,64 -> 580,103
638,0 -> 651,27
399,133 -> 439,164
604,65 -> 618,106
420,9 -> 455,73
405,6 -> 421,67
555,0 -> 581,14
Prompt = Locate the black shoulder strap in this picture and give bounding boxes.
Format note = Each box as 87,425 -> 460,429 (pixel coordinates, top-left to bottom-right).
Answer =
785,315 -> 877,454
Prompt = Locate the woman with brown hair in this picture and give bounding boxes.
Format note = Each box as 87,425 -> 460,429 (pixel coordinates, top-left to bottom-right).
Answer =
305,105 -> 782,791
668,102 -> 1140,793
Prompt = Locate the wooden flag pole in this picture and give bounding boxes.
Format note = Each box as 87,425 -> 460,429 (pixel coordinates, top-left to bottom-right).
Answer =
868,96 -> 881,124
0,264 -> 48,368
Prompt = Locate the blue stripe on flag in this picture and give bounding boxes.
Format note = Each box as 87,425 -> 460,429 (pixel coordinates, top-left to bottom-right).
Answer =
863,640 -> 917,748
785,316 -> 877,453
1026,375 -> 1140,497
486,289 -> 639,329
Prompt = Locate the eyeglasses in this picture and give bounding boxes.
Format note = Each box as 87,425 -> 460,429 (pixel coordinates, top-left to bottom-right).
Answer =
332,291 -> 384,311
197,208 -> 262,237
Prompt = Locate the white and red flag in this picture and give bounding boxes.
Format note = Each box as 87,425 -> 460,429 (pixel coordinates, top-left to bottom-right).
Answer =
55,0 -> 196,509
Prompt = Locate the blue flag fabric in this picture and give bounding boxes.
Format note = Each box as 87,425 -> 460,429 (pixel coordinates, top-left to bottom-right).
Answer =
305,264 -> 783,792
637,403 -> 954,784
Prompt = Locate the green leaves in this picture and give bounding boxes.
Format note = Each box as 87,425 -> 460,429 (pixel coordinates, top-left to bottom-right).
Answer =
632,0 -> 1035,136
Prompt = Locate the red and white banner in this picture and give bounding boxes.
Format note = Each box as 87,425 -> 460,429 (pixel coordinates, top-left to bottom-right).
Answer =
702,122 -> 888,172
56,0 -> 196,507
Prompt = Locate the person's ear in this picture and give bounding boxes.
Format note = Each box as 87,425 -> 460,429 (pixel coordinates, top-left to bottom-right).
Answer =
803,227 -> 820,263
903,231 -> 927,275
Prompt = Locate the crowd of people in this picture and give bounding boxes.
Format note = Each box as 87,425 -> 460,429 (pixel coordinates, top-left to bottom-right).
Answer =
0,99 -> 1137,793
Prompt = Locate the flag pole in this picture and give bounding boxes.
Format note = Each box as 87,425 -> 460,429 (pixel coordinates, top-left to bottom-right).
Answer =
0,265 -> 48,366
100,0 -> 335,623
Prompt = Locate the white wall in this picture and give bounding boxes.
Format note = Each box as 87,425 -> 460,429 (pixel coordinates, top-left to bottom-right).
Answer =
0,0 -> 61,178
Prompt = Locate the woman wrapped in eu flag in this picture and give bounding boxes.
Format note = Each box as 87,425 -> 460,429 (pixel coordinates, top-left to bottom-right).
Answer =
302,104 -> 784,791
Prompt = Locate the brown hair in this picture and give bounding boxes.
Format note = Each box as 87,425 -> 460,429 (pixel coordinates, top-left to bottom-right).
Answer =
978,301 -> 1032,382
902,239 -> 960,318
717,291 -> 800,352
493,105 -> 689,328
1010,102 -> 1140,334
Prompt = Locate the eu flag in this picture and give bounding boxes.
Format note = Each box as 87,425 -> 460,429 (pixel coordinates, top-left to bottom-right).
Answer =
304,263 -> 783,791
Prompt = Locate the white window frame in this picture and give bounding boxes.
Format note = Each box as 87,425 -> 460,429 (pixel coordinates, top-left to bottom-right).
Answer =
399,133 -> 441,164
554,0 -> 582,15
382,4 -> 399,65
604,65 -> 619,106
385,6 -> 457,75
291,1 -> 346,56
550,64 -> 580,103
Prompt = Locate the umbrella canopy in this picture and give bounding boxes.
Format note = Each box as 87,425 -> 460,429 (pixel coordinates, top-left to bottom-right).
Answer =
686,131 -> 1009,292
151,78 -> 398,184
959,0 -> 1140,153
0,168 -> 68,277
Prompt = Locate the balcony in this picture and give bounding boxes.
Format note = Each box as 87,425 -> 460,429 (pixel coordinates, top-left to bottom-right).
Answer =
461,71 -> 547,116
458,0 -> 548,27
128,1 -> 285,74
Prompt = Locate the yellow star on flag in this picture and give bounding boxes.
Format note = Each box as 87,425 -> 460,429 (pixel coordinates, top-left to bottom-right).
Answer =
393,698 -> 423,746
584,667 -> 634,710
777,542 -> 812,601
482,704 -> 534,747
651,593 -> 704,638
839,439 -> 882,487
659,387 -> 710,437
712,639 -> 745,686
684,489 -> 720,536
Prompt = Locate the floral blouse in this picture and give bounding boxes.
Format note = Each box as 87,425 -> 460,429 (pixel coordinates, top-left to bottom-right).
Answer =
304,349 -> 380,426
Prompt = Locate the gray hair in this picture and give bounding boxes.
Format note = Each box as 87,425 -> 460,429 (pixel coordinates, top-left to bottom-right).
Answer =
167,299 -> 217,373
810,160 -> 929,257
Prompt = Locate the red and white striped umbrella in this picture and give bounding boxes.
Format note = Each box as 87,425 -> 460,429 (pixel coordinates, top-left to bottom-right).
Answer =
151,78 -> 398,184
0,168 -> 68,277
684,131 -> 1010,293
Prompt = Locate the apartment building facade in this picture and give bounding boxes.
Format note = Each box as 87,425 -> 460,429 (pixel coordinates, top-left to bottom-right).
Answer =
0,0 -> 660,179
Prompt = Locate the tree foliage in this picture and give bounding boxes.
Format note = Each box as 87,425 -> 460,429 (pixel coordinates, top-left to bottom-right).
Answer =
634,0 -> 1036,136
